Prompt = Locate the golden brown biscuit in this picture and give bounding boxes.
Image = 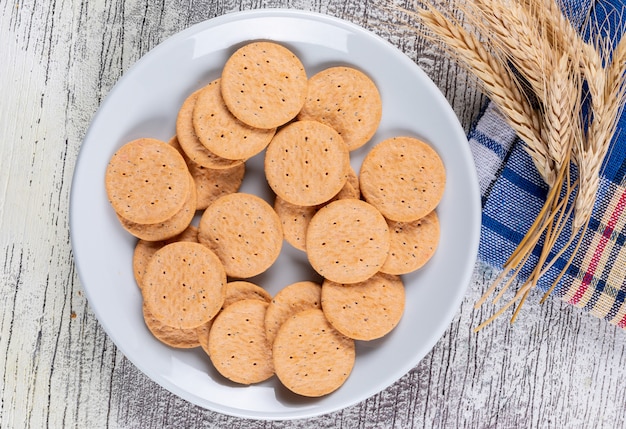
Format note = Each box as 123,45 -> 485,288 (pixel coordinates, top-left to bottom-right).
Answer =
321,273 -> 405,341
264,120 -> 349,207
272,308 -> 355,397
198,193 -> 283,278
193,79 -> 275,160
105,138 -> 190,224
264,281 -> 322,346
297,66 -> 382,151
208,299 -> 274,384
142,241 -> 226,329
380,210 -> 440,275
220,41 -> 308,129
132,225 -> 199,289
359,136 -> 446,222
306,199 -> 390,284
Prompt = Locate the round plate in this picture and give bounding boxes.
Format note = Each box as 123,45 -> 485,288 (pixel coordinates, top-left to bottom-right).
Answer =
69,9 -> 480,420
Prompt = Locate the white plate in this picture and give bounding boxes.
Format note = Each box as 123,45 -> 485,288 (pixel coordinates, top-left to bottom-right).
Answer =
69,9 -> 480,420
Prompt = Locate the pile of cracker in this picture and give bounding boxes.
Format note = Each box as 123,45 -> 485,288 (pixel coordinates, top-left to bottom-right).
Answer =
104,41 -> 446,398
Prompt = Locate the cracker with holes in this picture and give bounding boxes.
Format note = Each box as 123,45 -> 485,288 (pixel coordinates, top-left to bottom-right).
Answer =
220,41 -> 308,129
297,66 -> 382,151
381,210 -> 440,275
197,193 -> 283,278
306,199 -> 390,284
265,120 -> 349,207
208,299 -> 274,385
116,173 -> 197,241
170,136 -> 245,210
272,308 -> 355,397
142,303 -> 208,349
142,241 -> 226,330
321,272 -> 405,341
273,196 -> 317,251
133,225 -> 199,290
193,78 -> 276,160
197,281 -> 271,358
264,281 -> 322,346
105,138 -> 191,225
176,89 -> 243,169
359,136 -> 446,222
222,280 -> 272,309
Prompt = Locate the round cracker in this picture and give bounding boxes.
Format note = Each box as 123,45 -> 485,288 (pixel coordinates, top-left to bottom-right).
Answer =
321,273 -> 405,341
273,196 -> 317,251
142,241 -> 226,330
142,303 -> 205,349
381,210 -> 440,275
272,308 -> 355,397
170,135 -> 246,210
264,120 -> 349,207
133,225 -> 199,290
359,136 -> 446,222
197,193 -> 283,278
208,299 -> 274,385
176,89 -> 243,169
222,280 -> 272,309
306,199 -> 390,284
297,66 -> 382,151
117,173 -> 197,242
221,41 -> 308,129
197,281 -> 271,357
193,78 -> 276,160
196,318 -> 214,357
264,281 -> 322,346
105,138 -> 190,224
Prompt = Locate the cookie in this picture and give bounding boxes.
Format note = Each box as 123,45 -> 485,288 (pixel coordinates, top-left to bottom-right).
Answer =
297,66 -> 382,151
306,199 -> 390,284
381,210 -> 440,275
105,137 -> 191,224
117,173 -> 197,241
359,136 -> 446,222
222,280 -> 272,309
264,281 -> 322,346
208,299 -> 274,385
132,225 -> 199,289
176,89 -> 243,169
170,135 -> 245,210
321,272 -> 405,341
264,120 -> 349,207
197,193 -> 283,278
273,196 -> 317,251
142,241 -> 226,329
142,303 -> 205,349
272,308 -> 355,397
197,281 -> 270,357
220,41 -> 308,129
192,78 -> 276,160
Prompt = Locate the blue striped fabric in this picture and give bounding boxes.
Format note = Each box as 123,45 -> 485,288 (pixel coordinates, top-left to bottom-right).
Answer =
468,0 -> 626,325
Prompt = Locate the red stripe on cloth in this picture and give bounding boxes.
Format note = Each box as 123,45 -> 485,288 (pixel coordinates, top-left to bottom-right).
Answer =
618,311 -> 626,329
568,187 -> 626,306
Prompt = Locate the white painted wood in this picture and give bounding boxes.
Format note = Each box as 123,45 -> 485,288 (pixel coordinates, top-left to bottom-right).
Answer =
1,1 -> 625,428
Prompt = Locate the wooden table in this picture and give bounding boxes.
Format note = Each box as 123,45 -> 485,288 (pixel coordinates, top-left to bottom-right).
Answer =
2,0 -> 625,427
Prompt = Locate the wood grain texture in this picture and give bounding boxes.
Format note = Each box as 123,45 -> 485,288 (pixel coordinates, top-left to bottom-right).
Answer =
1,0 -> 625,428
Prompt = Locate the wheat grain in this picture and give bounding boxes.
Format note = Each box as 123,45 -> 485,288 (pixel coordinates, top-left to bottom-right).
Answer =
416,5 -> 555,185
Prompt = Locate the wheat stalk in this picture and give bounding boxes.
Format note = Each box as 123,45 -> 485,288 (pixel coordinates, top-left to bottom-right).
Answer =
575,31 -> 626,229
415,4 -> 556,185
410,0 -> 625,331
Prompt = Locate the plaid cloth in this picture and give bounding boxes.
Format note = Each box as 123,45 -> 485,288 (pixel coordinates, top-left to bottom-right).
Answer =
469,0 -> 626,327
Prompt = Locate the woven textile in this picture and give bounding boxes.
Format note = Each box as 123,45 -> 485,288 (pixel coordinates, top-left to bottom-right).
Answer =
469,0 -> 626,326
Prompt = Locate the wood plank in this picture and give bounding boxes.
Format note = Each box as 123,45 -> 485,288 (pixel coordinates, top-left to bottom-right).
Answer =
2,0 -> 626,427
